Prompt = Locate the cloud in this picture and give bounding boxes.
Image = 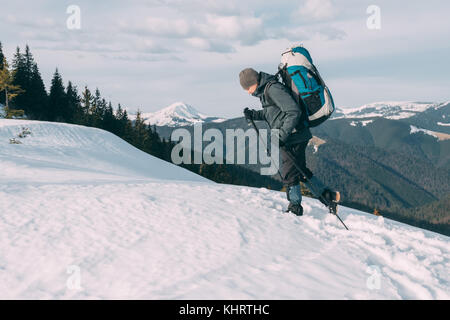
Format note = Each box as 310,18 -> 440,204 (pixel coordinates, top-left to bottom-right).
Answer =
133,39 -> 172,54
3,1 -> 340,56
35,42 -> 123,54
117,12 -> 267,53
103,53 -> 184,62
311,25 -> 346,40
3,0 -> 449,118
267,23 -> 346,43
119,17 -> 192,38
19,30 -> 66,42
184,38 -> 235,53
6,14 -> 57,28
197,0 -> 240,16
296,0 -> 337,21
146,0 -> 243,16
201,14 -> 265,45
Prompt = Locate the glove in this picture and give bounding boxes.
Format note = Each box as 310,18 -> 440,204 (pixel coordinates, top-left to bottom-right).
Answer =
243,107 -> 253,121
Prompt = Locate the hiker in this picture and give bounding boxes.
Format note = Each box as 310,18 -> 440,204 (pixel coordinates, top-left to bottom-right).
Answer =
239,67 -> 339,216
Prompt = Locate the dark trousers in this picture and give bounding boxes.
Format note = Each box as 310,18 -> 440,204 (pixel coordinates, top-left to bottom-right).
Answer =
280,141 -> 313,187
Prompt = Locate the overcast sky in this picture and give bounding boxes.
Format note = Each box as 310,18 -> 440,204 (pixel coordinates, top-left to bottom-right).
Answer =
1,0 -> 449,118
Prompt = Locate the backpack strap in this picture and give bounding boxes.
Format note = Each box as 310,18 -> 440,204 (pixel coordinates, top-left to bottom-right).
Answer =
263,80 -> 278,105
265,77 -> 310,129
263,67 -> 286,103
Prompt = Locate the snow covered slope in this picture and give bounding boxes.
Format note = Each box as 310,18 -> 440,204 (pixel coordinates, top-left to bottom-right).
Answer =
135,102 -> 225,127
0,119 -> 205,183
334,101 -> 446,120
410,125 -> 450,141
0,120 -> 449,299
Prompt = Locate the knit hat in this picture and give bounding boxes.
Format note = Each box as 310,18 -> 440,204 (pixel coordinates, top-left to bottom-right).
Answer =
239,68 -> 259,90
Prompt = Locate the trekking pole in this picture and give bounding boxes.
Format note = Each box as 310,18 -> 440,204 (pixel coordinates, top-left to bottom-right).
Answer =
249,118 -> 349,230
247,118 -> 284,181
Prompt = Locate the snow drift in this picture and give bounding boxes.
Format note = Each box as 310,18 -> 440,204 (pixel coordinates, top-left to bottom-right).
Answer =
0,119 -> 205,183
0,119 -> 448,299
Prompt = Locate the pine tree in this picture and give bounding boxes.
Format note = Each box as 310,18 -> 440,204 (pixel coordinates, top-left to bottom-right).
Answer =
0,57 -> 24,115
5,44 -> 46,118
121,109 -> 134,142
0,41 -> 5,71
11,47 -> 22,70
9,45 -> 36,114
115,103 -> 124,119
95,97 -> 107,126
28,63 -> 48,119
144,123 -> 165,159
11,46 -> 27,110
89,88 -> 102,123
101,101 -> 116,132
20,45 -> 36,115
80,86 -> 93,116
66,81 -> 81,123
24,45 -> 34,79
0,42 -> 5,105
48,68 -> 67,121
112,103 -> 125,136
132,110 -> 149,149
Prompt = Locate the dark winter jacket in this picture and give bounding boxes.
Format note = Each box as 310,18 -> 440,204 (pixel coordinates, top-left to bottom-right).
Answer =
249,72 -> 312,145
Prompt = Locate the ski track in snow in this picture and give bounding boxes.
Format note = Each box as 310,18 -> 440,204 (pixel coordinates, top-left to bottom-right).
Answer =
0,120 -> 449,299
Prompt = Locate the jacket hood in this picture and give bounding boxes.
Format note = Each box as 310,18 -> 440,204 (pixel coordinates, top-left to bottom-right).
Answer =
252,72 -> 277,98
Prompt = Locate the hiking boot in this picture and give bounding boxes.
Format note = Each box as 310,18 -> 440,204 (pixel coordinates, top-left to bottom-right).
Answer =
287,203 -> 303,216
321,189 -> 340,205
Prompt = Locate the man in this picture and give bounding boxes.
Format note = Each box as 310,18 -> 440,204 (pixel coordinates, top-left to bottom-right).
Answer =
239,67 -> 339,216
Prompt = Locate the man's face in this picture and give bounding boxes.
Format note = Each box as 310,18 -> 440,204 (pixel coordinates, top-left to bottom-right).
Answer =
246,83 -> 258,95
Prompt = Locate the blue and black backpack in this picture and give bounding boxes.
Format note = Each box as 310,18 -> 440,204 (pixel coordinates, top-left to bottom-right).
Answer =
276,45 -> 335,127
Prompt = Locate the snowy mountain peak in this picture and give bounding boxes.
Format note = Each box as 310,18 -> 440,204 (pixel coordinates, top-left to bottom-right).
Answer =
334,101 -> 443,120
156,101 -> 207,122
137,102 -> 226,127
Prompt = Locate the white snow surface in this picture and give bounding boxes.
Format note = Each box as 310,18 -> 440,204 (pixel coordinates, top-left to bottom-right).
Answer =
410,125 -> 438,139
349,120 -> 373,127
335,101 -> 442,120
133,102 -> 225,127
0,119 -> 449,299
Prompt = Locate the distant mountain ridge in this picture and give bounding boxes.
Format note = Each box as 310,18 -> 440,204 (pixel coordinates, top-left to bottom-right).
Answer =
138,100 -> 450,129
333,101 -> 448,120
